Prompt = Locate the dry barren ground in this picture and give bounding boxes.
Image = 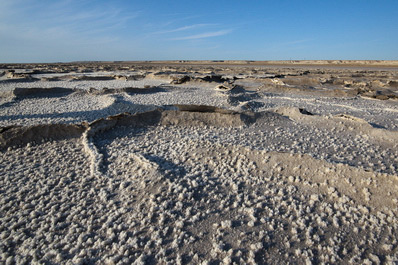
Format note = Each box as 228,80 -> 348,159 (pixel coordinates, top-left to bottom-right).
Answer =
1,61 -> 398,264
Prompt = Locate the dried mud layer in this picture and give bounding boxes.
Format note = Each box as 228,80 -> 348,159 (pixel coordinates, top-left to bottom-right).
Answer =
1,61 -> 398,264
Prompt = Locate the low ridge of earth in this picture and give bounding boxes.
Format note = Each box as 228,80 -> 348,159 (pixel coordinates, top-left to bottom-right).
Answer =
1,61 -> 398,264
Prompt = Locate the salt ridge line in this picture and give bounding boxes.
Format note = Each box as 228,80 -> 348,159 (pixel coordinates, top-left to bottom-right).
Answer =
81,128 -> 108,179
2,107 -> 398,180
2,106 -> 398,150
0,107 -> 246,149
266,94 -> 398,114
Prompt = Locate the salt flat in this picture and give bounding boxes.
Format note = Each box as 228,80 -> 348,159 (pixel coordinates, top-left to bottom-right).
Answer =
1,61 -> 398,264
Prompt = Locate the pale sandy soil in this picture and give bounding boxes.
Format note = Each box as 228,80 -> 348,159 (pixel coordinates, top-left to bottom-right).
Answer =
1,62 -> 398,264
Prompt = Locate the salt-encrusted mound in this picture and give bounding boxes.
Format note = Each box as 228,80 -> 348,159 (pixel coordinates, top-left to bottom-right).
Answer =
87,105 -> 257,132
0,106 -> 258,149
0,87 -> 75,99
276,107 -> 398,146
0,86 -> 164,100
174,104 -> 233,113
86,110 -> 163,136
3,70 -> 39,81
0,124 -> 86,149
275,107 -> 315,119
12,87 -> 74,98
214,84 -> 236,92
85,86 -> 165,95
170,74 -> 190,84
161,110 -> 253,127
71,75 -> 115,81
3,104 -> 398,151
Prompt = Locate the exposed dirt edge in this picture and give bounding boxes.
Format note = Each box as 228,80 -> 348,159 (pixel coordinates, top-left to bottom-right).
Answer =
0,124 -> 86,149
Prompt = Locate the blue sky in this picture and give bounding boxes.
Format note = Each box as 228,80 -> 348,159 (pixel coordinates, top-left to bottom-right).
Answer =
1,0 -> 397,62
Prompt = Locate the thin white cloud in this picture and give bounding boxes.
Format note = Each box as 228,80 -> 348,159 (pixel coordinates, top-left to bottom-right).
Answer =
0,0 -> 137,41
172,29 -> 232,40
154,23 -> 216,34
0,0 -> 141,62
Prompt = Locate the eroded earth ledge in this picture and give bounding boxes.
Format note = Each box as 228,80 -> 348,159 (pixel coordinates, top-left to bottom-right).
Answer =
1,62 -> 398,264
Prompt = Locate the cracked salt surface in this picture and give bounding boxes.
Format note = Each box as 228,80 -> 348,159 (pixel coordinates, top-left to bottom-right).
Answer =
1,64 -> 398,264
0,79 -> 167,92
0,86 -> 227,127
3,122 -> 397,264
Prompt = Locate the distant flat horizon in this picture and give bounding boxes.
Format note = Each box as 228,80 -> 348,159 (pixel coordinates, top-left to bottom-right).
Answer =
2,60 -> 398,66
